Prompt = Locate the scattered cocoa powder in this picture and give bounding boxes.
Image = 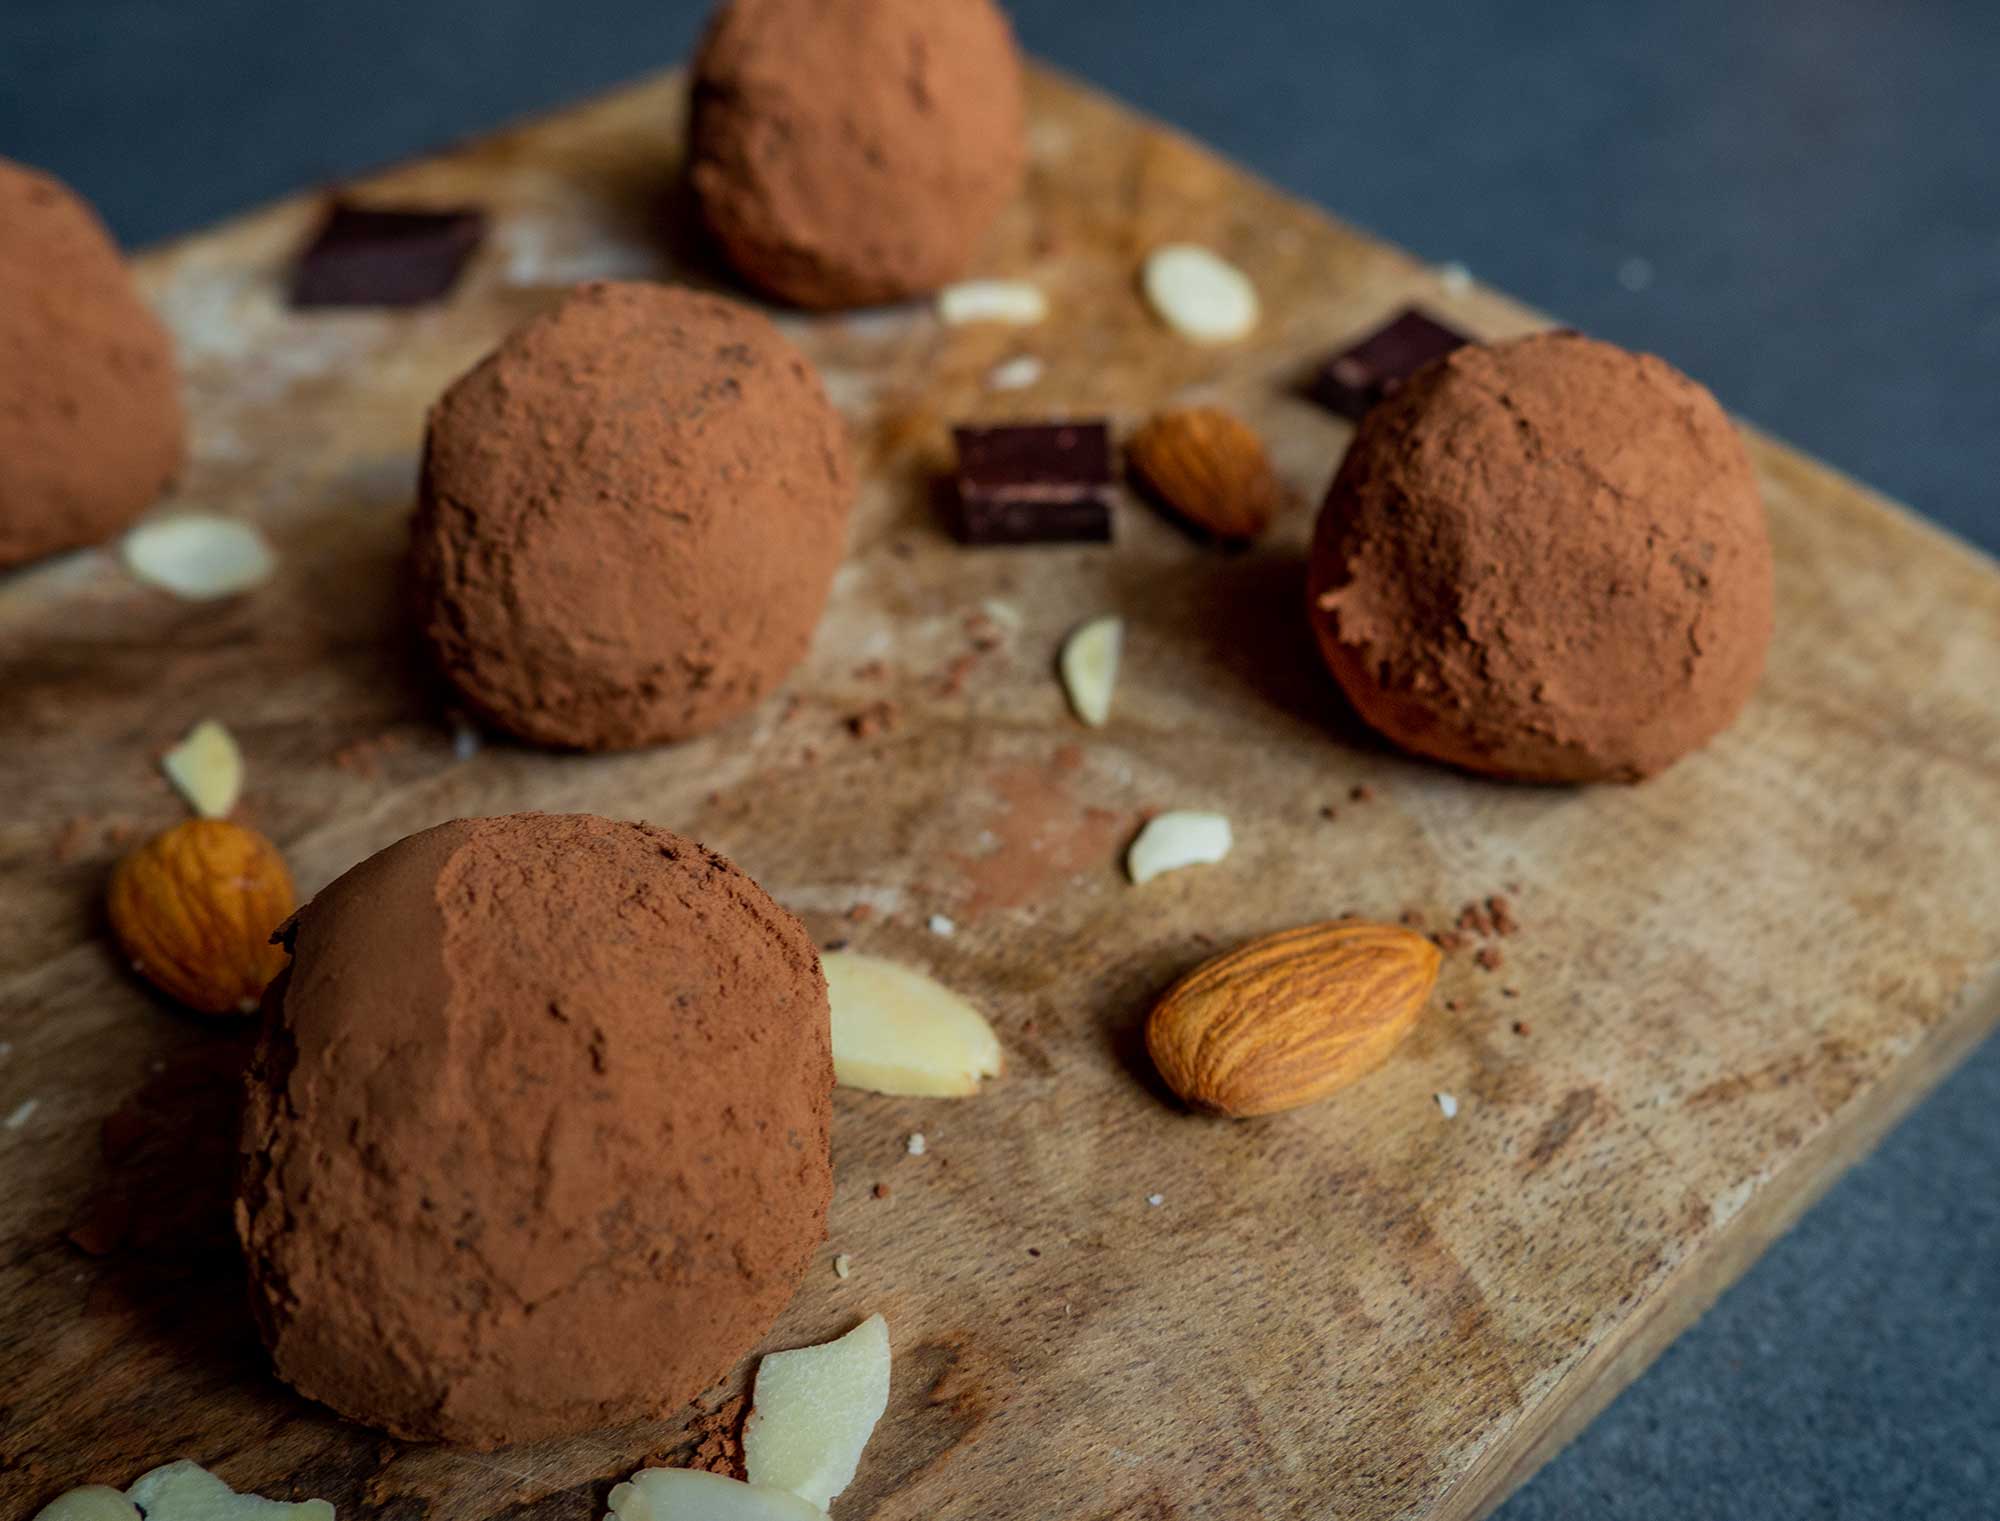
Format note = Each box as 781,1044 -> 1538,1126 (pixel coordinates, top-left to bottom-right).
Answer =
1458,903 -> 1495,937
934,650 -> 981,698
653,1392 -> 751,1482
1349,784 -> 1374,802
1512,1020 -> 1532,1036
331,731 -> 408,778
1488,895 -> 1519,936
50,816 -> 94,864
872,1183 -> 891,1200
1433,930 -> 1467,953
1475,946 -> 1504,972
847,903 -> 875,924
949,753 -> 1128,917
847,700 -> 900,738
965,612 -> 1005,651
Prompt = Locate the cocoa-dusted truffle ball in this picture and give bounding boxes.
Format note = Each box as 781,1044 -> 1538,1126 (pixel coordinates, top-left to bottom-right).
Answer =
410,281 -> 853,750
1308,332 -> 1774,783
689,0 -> 1026,309
237,813 -> 834,1449
0,158 -> 185,570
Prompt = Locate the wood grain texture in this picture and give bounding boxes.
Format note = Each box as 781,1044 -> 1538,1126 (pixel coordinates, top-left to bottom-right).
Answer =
4,67 -> 1999,1521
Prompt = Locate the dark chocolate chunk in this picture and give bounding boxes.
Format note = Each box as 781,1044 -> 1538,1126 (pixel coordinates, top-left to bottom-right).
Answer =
949,421 -> 1115,544
1310,308 -> 1471,419
290,201 -> 488,309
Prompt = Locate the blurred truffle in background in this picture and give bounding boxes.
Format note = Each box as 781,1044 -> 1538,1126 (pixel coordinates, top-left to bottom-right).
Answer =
0,157 -> 185,570
687,0 -> 1026,309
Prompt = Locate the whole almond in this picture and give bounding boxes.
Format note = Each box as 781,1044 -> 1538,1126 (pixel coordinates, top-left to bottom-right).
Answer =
107,819 -> 296,1015
1146,920 -> 1441,1117
1126,406 -> 1283,543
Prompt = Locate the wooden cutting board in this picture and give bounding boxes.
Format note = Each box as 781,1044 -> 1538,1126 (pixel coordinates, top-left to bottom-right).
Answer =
4,66 -> 1998,1521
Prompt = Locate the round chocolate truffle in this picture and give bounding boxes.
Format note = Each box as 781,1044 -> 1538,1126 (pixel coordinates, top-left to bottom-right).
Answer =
688,0 -> 1027,309
0,158 -> 185,570
1308,332 -> 1774,783
237,812 -> 834,1449
410,281 -> 853,750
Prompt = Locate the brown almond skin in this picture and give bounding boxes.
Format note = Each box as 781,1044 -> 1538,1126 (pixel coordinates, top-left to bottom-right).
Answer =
1126,406 -> 1283,543
1147,921 -> 1441,1117
107,820 -> 296,1015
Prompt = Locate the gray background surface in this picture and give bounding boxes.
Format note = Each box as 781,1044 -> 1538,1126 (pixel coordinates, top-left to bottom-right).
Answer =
3,2 -> 1995,1516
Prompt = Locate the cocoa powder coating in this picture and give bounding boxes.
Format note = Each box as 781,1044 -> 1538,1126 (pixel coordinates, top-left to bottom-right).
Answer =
0,158 -> 185,569
1308,332 -> 1774,783
689,0 -> 1026,308
409,282 -> 854,750
236,812 -> 834,1449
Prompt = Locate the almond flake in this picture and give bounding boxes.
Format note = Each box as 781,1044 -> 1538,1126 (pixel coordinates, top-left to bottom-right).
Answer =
1127,811 -> 1232,885
607,1470 -> 822,1521
938,279 -> 1048,326
125,1461 -> 333,1520
122,515 -> 276,601
985,354 -> 1044,391
825,951 -> 1002,1097
161,719 -> 243,818
744,1315 -> 892,1510
1141,244 -> 1259,343
27,1485 -> 137,1520
1435,1091 -> 1460,1119
1059,615 -> 1122,727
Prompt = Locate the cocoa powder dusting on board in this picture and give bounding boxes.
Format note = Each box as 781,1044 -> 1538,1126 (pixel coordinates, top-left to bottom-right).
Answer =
950,748 -> 1128,917
648,1392 -> 750,1481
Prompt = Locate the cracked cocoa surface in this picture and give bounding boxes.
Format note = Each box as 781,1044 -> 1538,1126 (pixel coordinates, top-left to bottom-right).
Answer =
1307,330 -> 1773,783
236,812 -> 833,1449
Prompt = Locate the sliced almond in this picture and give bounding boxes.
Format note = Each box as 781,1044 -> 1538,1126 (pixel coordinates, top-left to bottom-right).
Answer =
744,1314 -> 892,1510
1127,811 -> 1232,884
1059,615 -> 1122,727
985,354 -> 1044,391
1141,244 -> 1259,343
824,951 -> 1002,1097
124,1461 -> 333,1520
161,720 -> 243,819
30,1489 -> 138,1521
606,1470 -> 822,1521
937,280 -> 1048,326
122,516 -> 276,601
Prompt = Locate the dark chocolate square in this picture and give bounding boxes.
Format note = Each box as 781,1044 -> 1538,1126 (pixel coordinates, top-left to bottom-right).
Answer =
290,201 -> 488,309
949,421 -> 1115,545
1310,308 -> 1471,420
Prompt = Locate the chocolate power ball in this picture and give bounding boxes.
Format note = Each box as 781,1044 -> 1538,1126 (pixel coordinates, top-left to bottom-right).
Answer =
237,813 -> 834,1449
410,282 -> 853,749
0,158 -> 185,570
689,0 -> 1026,308
1308,332 -> 1774,783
